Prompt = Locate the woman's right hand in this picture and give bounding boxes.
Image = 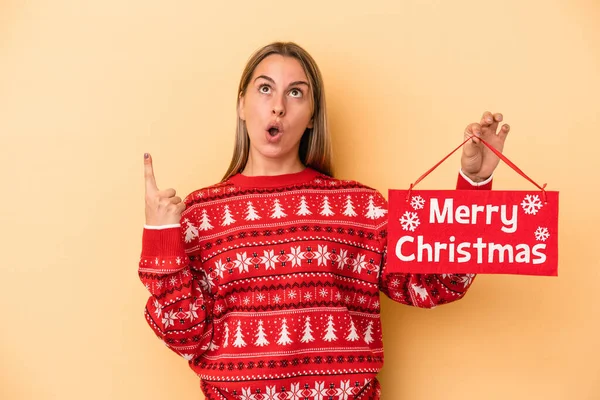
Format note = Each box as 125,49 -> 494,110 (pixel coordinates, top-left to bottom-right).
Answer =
144,153 -> 186,226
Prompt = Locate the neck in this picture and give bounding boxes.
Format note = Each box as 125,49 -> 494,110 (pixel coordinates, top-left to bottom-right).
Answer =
242,154 -> 305,177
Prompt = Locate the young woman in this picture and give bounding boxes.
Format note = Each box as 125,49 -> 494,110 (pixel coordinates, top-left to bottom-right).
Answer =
140,42 -> 510,399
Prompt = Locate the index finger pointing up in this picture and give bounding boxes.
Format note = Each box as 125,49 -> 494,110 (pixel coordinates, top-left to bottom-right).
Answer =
144,153 -> 158,193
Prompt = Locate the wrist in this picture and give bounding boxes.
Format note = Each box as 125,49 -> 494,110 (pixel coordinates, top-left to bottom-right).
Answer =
464,173 -> 486,182
459,169 -> 493,186
145,215 -> 182,226
144,223 -> 181,230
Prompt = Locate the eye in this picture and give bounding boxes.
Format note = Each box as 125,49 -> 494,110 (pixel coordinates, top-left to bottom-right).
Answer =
289,88 -> 303,98
259,84 -> 271,94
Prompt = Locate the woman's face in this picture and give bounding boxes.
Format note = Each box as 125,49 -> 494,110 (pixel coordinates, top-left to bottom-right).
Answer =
238,54 -> 314,167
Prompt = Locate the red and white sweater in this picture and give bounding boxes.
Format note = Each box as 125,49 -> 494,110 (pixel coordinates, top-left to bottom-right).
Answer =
139,168 -> 491,399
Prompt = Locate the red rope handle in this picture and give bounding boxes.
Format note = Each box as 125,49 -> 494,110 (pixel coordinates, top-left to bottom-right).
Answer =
406,136 -> 548,203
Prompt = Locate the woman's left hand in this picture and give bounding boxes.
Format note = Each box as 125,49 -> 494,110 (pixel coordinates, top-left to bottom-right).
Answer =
461,111 -> 511,182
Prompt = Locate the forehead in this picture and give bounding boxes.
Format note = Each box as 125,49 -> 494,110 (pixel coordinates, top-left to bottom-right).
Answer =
252,54 -> 309,83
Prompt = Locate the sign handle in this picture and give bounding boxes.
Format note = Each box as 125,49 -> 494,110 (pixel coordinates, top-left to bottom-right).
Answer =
407,136 -> 548,204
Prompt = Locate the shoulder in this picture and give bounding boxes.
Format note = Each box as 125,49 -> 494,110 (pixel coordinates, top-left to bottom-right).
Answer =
183,180 -> 237,206
315,174 -> 387,202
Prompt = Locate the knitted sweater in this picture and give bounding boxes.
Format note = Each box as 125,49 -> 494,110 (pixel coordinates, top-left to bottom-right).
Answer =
139,168 -> 491,399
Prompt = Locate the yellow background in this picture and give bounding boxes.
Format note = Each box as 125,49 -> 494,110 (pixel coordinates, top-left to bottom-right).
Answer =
2,0 -> 599,399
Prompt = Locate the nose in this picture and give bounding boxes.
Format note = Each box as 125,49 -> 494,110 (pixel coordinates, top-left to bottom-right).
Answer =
272,96 -> 285,117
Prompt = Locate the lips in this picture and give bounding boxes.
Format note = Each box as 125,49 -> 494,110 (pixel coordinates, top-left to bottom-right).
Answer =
266,121 -> 283,137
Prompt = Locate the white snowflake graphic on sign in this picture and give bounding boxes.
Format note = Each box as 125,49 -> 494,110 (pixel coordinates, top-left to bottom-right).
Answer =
535,226 -> 550,242
410,195 -> 425,210
399,211 -> 420,232
521,194 -> 543,215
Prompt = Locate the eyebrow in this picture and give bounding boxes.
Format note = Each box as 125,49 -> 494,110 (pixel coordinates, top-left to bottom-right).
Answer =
254,75 -> 309,88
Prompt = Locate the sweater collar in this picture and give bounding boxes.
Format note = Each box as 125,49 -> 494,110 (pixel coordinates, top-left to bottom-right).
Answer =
229,167 -> 321,188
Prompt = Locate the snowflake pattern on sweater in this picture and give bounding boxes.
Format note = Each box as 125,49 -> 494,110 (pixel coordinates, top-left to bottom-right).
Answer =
139,168 -> 482,399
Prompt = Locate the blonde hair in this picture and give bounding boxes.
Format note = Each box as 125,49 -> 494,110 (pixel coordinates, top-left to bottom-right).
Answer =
221,42 -> 333,181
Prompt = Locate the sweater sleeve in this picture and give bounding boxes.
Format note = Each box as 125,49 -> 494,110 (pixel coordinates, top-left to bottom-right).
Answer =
138,225 -> 214,359
378,171 -> 492,308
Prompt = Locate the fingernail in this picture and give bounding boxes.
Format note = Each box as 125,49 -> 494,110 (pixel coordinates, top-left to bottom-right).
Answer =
486,118 -> 493,123
144,153 -> 149,159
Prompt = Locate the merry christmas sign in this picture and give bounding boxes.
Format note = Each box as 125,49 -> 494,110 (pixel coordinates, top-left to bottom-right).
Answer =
387,189 -> 559,276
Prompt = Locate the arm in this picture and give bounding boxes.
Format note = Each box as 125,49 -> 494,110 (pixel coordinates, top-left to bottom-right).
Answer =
379,110 -> 509,308
139,153 -> 213,360
378,172 -> 490,308
139,225 -> 214,360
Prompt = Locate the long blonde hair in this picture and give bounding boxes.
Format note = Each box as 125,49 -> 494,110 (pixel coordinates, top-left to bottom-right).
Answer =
221,42 -> 333,181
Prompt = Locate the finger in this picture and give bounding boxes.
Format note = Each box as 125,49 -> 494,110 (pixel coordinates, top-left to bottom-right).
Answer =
465,123 -> 482,144
144,153 -> 158,193
158,188 -> 176,198
465,124 -> 480,144
498,124 -> 510,140
480,111 -> 494,126
169,196 -> 182,204
481,112 -> 502,135
175,202 -> 187,214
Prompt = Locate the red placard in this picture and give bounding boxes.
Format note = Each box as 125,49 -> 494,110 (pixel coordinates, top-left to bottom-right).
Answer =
387,189 -> 559,276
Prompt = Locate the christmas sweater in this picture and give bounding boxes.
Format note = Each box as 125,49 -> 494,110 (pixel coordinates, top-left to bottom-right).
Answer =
139,168 -> 491,399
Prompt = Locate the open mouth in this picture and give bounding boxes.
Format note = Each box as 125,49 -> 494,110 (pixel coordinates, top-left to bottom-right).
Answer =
266,121 -> 283,139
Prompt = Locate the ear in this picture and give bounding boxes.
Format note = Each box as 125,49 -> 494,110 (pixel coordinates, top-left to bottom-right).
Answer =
237,93 -> 246,121
307,117 -> 314,129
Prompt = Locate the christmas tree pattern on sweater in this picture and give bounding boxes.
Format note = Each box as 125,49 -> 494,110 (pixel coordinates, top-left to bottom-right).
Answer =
139,168 -> 478,399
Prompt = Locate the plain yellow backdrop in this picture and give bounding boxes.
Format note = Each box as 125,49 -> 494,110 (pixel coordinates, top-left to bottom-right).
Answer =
1,0 -> 599,399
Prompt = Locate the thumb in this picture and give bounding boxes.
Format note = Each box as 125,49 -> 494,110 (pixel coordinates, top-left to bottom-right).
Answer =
144,153 -> 158,193
464,129 -> 480,145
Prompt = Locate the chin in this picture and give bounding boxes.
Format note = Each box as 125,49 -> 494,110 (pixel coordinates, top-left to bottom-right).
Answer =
259,149 -> 290,160
253,145 -> 295,160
